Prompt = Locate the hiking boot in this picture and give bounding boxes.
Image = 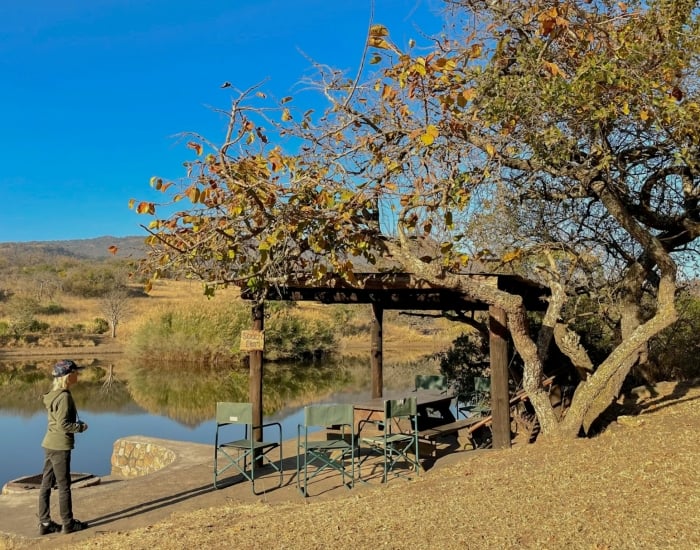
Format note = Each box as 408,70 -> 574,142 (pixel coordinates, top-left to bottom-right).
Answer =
39,520 -> 61,535
62,519 -> 88,534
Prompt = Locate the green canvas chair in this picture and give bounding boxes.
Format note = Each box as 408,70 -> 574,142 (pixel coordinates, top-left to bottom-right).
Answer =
296,404 -> 356,497
414,374 -> 449,392
214,402 -> 283,495
458,376 -> 491,418
359,397 -> 419,482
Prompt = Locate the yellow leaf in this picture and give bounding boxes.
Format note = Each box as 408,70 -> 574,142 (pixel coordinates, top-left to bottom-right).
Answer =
485,143 -> 496,157
281,108 -> 292,121
420,124 -> 439,146
640,110 -> 649,121
369,24 -> 389,37
502,248 -> 522,263
369,37 -> 392,50
622,102 -> 630,115
128,198 -> 135,209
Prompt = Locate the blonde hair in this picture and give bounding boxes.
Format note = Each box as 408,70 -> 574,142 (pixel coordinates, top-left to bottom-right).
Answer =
52,375 -> 71,391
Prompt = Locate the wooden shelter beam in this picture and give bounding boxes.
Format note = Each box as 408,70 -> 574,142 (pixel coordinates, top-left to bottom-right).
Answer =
249,304 -> 264,447
370,303 -> 383,399
489,305 -> 511,449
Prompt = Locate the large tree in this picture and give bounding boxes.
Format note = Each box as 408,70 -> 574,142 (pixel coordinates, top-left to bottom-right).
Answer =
135,0 -> 700,438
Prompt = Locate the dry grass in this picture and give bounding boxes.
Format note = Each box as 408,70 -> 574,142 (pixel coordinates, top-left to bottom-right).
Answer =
3,381 -> 697,550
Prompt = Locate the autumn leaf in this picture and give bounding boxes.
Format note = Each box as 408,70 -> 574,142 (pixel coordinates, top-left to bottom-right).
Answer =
368,24 -> 395,51
420,124 -> 439,146
502,248 -> 522,263
136,202 -> 155,215
282,108 -> 292,121
187,142 -> 203,156
186,186 -> 201,203
369,24 -> 389,37
543,61 -> 565,78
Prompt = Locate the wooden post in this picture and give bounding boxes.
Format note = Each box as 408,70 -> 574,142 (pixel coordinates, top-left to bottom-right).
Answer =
370,303 -> 383,399
249,303 -> 264,445
489,305 -> 511,449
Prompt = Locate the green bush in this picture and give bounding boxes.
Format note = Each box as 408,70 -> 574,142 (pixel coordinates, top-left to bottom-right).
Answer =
647,291 -> 700,381
439,332 -> 489,397
127,301 -> 339,365
92,318 -> 110,334
38,303 -> 68,315
61,266 -> 126,298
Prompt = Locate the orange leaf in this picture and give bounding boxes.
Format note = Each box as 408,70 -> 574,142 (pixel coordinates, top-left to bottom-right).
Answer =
187,142 -> 203,156
543,61 -> 565,78
136,202 -> 155,215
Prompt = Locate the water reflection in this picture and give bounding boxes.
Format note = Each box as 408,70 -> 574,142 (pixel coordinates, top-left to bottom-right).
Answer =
0,355 -> 438,484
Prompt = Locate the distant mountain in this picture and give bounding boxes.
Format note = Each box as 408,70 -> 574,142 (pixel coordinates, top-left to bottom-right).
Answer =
0,236 -> 147,260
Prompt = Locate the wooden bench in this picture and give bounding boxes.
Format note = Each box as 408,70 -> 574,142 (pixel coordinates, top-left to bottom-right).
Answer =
418,416 -> 484,441
417,416 -> 490,454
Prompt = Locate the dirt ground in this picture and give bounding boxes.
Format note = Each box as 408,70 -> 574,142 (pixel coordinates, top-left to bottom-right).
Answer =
1,380 -> 699,550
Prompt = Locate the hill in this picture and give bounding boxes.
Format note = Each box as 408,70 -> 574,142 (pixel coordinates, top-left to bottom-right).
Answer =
0,236 -> 146,260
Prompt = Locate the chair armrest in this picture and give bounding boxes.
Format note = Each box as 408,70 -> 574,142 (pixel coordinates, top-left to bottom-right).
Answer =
254,421 -> 282,444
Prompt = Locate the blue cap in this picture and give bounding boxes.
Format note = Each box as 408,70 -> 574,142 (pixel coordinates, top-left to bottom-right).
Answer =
52,359 -> 85,377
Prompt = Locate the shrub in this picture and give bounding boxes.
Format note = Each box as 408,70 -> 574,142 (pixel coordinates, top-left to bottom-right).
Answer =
92,318 -> 110,334
646,292 -> 700,382
439,332 -> 489,398
127,300 -> 339,365
38,303 -> 68,315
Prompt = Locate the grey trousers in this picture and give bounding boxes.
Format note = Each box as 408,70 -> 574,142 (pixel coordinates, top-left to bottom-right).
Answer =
38,449 -> 73,524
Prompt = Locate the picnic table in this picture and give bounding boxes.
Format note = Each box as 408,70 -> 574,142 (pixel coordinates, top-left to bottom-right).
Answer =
353,389 -> 456,433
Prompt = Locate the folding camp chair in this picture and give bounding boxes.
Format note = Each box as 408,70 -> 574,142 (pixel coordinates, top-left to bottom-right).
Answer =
458,376 -> 491,418
359,397 -> 419,482
296,404 -> 356,497
214,402 -> 283,495
414,374 -> 449,392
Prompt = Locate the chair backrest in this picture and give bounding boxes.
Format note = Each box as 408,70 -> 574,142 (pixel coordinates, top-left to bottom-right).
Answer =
384,397 -> 417,420
216,402 -> 253,426
414,374 -> 447,391
303,404 -> 354,428
474,376 -> 491,393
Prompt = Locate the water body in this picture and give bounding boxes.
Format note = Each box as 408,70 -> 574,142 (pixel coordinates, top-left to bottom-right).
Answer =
0,355 -> 436,486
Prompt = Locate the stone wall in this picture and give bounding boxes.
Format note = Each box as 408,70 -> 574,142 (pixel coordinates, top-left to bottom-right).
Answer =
111,437 -> 176,477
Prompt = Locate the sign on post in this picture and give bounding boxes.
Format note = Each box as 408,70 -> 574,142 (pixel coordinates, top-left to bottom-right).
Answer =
240,329 -> 265,352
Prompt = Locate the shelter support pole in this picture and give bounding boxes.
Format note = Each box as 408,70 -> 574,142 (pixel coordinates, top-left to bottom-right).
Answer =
489,305 -> 511,449
249,303 -> 264,451
371,303 -> 383,399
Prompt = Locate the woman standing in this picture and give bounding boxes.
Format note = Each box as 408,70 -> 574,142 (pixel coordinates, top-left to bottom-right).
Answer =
37,359 -> 89,535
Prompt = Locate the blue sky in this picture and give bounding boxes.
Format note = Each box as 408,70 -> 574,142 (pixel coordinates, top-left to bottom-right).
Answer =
0,0 -> 445,243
